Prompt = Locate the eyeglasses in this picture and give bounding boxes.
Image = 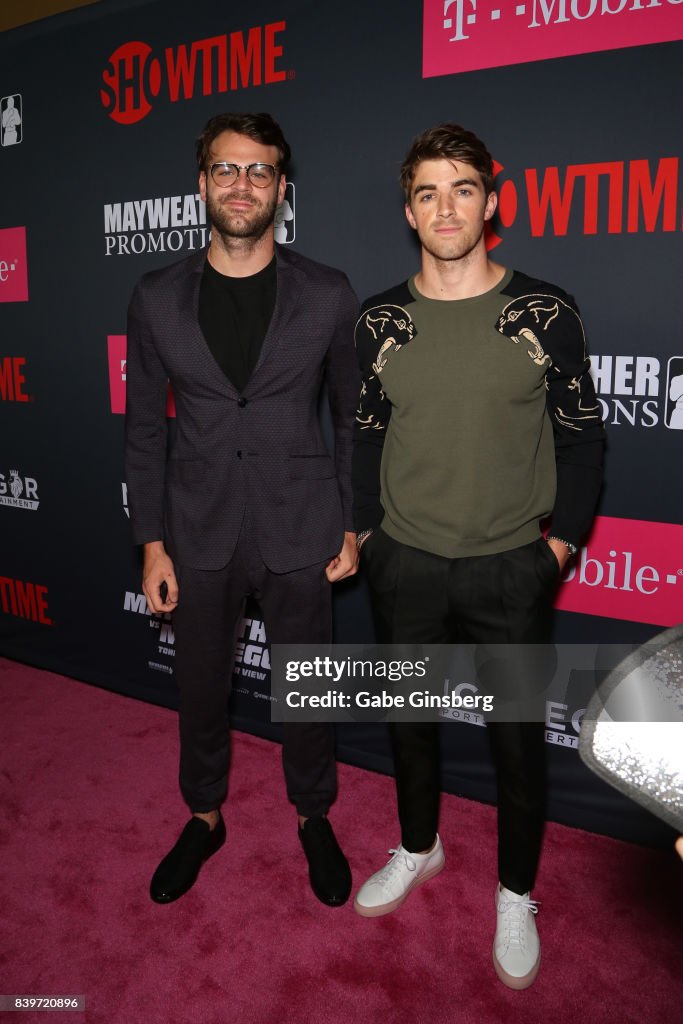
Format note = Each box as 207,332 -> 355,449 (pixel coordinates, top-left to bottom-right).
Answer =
209,162 -> 278,188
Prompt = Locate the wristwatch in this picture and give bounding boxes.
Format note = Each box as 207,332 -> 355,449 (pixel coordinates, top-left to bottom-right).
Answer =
546,535 -> 578,556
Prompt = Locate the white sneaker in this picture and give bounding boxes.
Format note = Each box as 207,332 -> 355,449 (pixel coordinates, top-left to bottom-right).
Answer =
353,836 -> 445,918
492,884 -> 541,990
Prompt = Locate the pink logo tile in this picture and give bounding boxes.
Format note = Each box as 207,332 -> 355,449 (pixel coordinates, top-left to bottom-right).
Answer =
107,335 -> 176,416
108,335 -> 127,414
424,0 -> 683,78
555,515 -> 683,627
0,227 -> 28,302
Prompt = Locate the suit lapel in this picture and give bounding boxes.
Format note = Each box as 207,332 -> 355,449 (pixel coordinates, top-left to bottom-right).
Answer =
178,246 -> 239,396
245,246 -> 305,390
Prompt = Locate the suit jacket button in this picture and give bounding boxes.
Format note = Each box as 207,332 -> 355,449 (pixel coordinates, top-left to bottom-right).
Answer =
236,450 -> 242,459
237,397 -> 247,407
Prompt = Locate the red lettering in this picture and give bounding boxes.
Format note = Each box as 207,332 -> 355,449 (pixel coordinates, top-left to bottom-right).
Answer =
627,158 -> 678,233
0,357 -> 14,400
165,43 -> 199,102
13,358 -> 28,401
265,21 -> 286,83
525,166 -> 577,236
196,36 -> 228,95
0,577 -> 18,616
230,27 -> 262,90
1,358 -> 29,402
579,162 -> 624,234
36,585 -> 52,625
16,580 -> 37,621
0,577 -> 52,623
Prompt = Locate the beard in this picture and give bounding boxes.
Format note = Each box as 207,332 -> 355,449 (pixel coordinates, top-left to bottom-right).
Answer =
206,189 -> 279,242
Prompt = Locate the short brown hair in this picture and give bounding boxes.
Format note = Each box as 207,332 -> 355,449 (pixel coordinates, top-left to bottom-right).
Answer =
195,112 -> 291,174
400,123 -> 494,201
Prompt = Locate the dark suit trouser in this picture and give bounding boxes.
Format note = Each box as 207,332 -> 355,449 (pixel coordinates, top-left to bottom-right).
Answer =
363,529 -> 557,895
172,514 -> 336,818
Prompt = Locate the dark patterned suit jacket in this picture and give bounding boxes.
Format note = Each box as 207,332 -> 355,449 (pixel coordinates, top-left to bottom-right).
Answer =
124,244 -> 360,572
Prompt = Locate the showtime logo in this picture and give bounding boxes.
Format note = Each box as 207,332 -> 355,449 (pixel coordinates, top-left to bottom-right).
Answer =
484,156 -> 683,250
0,576 -> 52,625
104,193 -> 208,256
424,0 -> 683,77
101,22 -> 288,125
589,354 -> 683,429
107,335 -> 176,417
0,227 -> 28,302
555,515 -> 683,626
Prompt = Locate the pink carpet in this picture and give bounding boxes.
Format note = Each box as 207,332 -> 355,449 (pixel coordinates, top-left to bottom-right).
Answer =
1,656 -> 681,1024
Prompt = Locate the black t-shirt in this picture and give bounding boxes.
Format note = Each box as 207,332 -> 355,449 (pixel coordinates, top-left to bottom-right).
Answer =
198,256 -> 277,393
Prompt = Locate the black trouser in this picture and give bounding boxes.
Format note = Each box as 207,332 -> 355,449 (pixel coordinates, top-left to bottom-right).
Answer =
363,528 -> 557,895
172,514 -> 337,818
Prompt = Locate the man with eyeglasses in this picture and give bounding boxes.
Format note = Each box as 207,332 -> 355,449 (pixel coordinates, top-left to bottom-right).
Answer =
125,112 -> 359,907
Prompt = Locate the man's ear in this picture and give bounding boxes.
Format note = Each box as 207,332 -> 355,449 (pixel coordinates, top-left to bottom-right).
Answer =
277,174 -> 287,205
484,190 -> 498,222
199,171 -> 207,204
405,202 -> 417,231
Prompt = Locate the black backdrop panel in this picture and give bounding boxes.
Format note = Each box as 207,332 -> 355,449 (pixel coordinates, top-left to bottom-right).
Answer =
1,0 -> 681,846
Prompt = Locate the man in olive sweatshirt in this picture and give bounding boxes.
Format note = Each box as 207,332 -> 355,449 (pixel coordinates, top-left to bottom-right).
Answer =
351,123 -> 604,990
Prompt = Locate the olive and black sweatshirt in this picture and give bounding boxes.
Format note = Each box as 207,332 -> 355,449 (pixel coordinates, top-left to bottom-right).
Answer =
352,269 -> 604,556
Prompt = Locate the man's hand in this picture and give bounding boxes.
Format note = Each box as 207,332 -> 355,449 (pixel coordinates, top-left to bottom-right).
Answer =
326,531 -> 359,582
546,537 -> 572,573
143,540 -> 179,613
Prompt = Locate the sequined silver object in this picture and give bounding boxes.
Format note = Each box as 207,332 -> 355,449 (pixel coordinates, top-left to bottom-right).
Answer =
579,624 -> 683,832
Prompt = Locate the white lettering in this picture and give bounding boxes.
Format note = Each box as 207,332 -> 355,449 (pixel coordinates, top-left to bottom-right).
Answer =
529,0 -> 570,26
546,701 -> 568,730
124,591 -> 149,614
104,204 -> 122,232
614,356 -> 634,394
634,357 -> 660,396
590,355 -> 612,394
147,197 -> 170,229
121,203 -> 136,231
571,0 -> 598,16
635,565 -> 659,594
182,194 -> 198,225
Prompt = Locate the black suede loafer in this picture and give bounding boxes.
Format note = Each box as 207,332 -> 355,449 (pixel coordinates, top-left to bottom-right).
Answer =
298,816 -> 352,907
150,813 -> 226,904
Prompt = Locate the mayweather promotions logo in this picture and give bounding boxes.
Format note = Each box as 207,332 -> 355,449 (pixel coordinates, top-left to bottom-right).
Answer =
588,354 -> 683,430
101,21 -> 289,125
104,193 -> 208,256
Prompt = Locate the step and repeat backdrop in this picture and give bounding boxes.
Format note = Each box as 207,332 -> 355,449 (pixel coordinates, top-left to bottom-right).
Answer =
1,0 -> 681,843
